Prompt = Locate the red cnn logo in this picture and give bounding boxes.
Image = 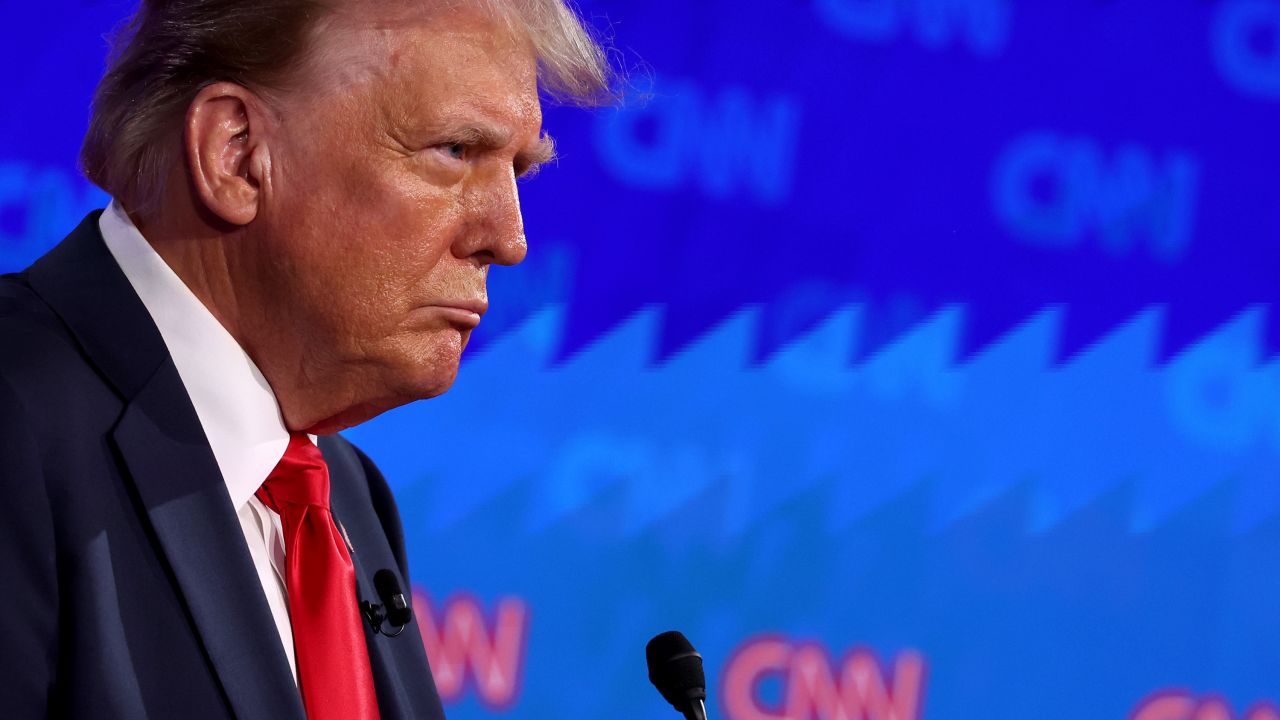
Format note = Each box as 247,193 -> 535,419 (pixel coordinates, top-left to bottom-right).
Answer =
1131,690 -> 1279,720
412,588 -> 530,711
721,635 -> 927,720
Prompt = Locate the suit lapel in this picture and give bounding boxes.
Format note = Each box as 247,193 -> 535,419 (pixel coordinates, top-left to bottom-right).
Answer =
345,529 -> 414,719
114,368 -> 304,720
323,437 -> 442,720
27,213 -> 305,720
329,474 -> 414,718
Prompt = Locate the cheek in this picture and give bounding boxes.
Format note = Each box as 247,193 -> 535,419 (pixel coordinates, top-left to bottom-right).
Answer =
329,216 -> 470,369
308,166 -> 458,302
268,128 -> 466,359
352,198 -> 462,322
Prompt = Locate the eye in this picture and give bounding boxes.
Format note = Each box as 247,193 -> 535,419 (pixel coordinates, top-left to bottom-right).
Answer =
440,142 -> 466,160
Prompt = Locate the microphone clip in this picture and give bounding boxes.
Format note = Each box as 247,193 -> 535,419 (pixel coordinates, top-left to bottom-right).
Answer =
361,600 -> 407,637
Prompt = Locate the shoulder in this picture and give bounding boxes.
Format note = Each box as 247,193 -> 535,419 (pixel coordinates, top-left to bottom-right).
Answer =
0,273 -> 107,419
0,284 -> 59,586
0,273 -> 118,439
0,272 -> 74,365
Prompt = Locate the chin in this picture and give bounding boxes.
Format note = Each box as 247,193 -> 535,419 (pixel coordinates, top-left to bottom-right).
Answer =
394,341 -> 463,401
316,333 -> 461,428
404,367 -> 459,401
292,332 -> 466,433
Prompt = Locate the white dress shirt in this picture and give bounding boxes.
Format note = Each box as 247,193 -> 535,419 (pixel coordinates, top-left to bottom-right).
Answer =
99,201 -> 298,683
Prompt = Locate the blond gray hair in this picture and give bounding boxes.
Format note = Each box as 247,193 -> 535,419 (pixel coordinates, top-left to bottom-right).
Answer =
80,0 -> 615,216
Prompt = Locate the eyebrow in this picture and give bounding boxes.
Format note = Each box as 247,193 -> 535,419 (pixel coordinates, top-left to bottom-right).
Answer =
448,123 -> 557,177
519,133 -> 557,177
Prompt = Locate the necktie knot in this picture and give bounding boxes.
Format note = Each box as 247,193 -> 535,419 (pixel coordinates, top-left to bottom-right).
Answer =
256,432 -> 331,511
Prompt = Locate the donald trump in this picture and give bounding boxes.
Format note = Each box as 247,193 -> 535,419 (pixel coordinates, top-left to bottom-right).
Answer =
0,0 -> 612,717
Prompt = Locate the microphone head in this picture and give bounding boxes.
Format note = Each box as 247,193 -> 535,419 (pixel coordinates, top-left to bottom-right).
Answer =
373,569 -> 413,626
646,631 -> 706,715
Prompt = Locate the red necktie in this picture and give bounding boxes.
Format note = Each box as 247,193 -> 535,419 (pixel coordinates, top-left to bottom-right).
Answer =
256,433 -> 381,720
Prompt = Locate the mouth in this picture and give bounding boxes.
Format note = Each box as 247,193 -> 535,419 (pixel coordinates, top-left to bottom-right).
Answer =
425,300 -> 487,329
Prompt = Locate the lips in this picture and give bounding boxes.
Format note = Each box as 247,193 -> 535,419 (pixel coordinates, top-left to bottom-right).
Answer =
436,299 -> 488,317
424,300 -> 487,329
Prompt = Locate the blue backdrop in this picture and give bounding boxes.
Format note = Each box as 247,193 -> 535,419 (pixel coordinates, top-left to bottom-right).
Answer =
4,1 -> 1279,718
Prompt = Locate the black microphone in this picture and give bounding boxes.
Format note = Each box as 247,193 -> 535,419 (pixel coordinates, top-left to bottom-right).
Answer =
361,570 -> 412,636
646,631 -> 708,720
374,569 -> 413,629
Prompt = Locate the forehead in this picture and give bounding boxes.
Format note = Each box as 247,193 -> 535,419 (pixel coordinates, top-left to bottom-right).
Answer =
302,2 -> 542,128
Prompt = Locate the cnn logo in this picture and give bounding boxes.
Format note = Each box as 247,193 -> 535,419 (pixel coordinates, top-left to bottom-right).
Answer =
1132,690 -> 1279,720
721,635 -> 926,720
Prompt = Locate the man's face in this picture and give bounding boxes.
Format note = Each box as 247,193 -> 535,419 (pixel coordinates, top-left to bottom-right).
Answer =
244,3 -> 547,429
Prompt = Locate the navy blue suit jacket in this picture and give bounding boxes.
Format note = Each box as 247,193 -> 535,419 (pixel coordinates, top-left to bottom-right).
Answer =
0,212 -> 446,719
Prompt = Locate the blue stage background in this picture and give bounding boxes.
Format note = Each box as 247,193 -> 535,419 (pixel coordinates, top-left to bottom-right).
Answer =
3,1 -> 1279,718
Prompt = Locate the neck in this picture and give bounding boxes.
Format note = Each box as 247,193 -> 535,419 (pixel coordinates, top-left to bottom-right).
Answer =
134,206 -> 245,339
131,203 -> 378,434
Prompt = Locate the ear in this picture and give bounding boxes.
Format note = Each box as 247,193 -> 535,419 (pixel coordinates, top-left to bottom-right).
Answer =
184,82 -> 274,226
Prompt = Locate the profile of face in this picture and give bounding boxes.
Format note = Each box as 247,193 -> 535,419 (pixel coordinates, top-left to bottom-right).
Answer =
207,3 -> 551,432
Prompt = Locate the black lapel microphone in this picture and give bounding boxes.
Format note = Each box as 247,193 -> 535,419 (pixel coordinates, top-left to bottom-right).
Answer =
361,569 -> 413,637
647,631 -> 709,720
375,569 -> 413,627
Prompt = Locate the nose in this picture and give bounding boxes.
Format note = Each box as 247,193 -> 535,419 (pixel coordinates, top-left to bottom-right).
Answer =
452,166 -> 528,267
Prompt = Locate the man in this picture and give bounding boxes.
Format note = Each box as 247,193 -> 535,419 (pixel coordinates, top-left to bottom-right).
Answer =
0,0 -> 612,717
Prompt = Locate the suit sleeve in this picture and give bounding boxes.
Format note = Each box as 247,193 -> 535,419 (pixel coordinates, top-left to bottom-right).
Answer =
0,377 -> 58,714
351,444 -> 413,584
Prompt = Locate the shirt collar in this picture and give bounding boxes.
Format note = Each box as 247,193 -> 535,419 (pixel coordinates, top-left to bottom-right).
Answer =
98,200 -> 290,510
